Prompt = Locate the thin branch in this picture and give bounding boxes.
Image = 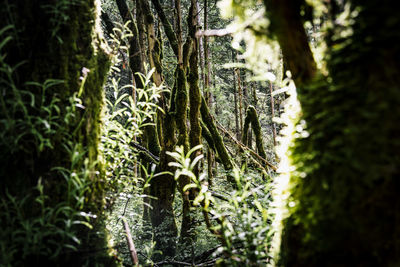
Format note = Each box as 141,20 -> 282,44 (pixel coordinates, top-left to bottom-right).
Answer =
122,218 -> 139,266
153,259 -> 193,266
130,141 -> 160,163
195,28 -> 233,37
210,190 -> 229,201
216,121 -> 277,171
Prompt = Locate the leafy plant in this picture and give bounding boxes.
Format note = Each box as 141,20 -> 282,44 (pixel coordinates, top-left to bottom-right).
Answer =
41,0 -> 82,43
0,25 -> 101,266
167,145 -> 274,266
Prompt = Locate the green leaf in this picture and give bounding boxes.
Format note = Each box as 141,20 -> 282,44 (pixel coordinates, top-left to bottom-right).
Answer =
183,183 -> 198,192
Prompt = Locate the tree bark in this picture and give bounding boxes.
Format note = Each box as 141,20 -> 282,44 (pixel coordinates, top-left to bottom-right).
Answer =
151,0 -> 179,57
122,218 -> 139,266
179,0 -> 203,245
242,106 -> 267,160
264,0 -> 316,87
265,0 -> 400,265
0,0 -> 117,265
116,0 -> 145,88
201,97 -> 235,181
236,68 -> 244,137
232,52 -> 240,141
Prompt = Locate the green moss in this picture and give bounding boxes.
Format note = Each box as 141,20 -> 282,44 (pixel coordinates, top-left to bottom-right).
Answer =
0,0 -> 119,265
242,106 -> 267,159
200,96 -> 235,177
175,67 -> 190,152
151,0 -> 179,57
276,2 -> 400,266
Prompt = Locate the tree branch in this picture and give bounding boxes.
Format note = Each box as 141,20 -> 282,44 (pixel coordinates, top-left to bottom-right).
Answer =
151,0 -> 180,56
195,28 -> 234,37
122,218 -> 139,266
130,141 -> 160,163
216,120 -> 277,171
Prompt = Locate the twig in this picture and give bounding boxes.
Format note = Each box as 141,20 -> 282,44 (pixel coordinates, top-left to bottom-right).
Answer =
116,194 -> 131,225
153,259 -> 193,266
130,141 -> 160,163
210,190 -> 229,201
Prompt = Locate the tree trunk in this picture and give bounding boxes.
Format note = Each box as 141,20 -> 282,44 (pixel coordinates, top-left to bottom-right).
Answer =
150,111 -> 178,258
0,0 -> 118,265
236,68 -> 244,137
149,0 -> 191,257
201,97 -> 235,180
264,0 -> 316,87
203,0 -> 215,185
179,0 -> 203,245
269,82 -> 277,147
232,51 -> 240,141
242,106 -> 267,160
265,0 -> 400,265
116,0 -> 145,88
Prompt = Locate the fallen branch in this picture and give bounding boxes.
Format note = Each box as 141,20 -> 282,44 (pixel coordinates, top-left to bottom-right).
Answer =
200,96 -> 236,179
216,121 -> 277,171
122,218 -> 139,266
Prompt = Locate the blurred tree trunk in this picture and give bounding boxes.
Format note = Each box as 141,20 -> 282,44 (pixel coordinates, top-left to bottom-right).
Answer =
265,0 -> 400,265
0,0 -> 118,265
242,106 -> 267,160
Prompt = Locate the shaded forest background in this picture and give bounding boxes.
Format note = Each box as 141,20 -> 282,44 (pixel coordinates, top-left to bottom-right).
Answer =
0,0 -> 399,266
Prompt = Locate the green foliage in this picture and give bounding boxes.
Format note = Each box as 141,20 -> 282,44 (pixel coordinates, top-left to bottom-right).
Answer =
0,16 -> 120,264
168,145 -> 274,266
101,62 -> 167,265
219,0 -> 280,80
0,170 -> 95,266
212,172 -> 273,266
0,27 -> 96,264
101,68 -> 165,201
41,0 -> 82,43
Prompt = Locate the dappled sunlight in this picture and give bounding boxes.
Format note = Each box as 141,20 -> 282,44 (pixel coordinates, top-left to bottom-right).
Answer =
1,0 -> 398,265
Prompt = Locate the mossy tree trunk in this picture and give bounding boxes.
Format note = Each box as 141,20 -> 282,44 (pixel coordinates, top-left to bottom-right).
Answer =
236,68 -> 244,137
242,106 -> 267,160
179,0 -> 202,245
149,0 -> 190,257
138,0 -> 164,230
140,0 -> 163,86
265,0 -> 400,265
149,0 -> 208,255
142,0 -> 179,257
201,96 -> 235,180
0,0 -> 118,265
204,0 -> 215,185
